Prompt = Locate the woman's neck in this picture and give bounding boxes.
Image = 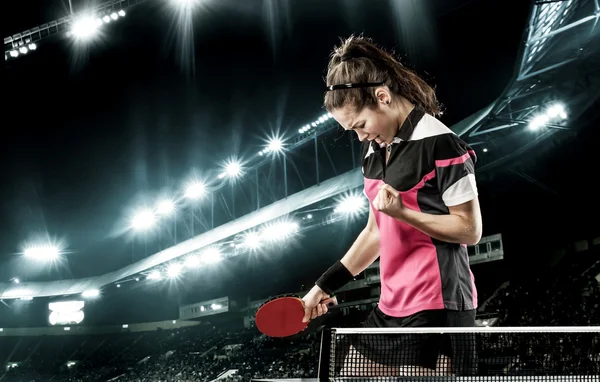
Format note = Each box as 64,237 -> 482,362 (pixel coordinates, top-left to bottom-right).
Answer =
394,98 -> 415,136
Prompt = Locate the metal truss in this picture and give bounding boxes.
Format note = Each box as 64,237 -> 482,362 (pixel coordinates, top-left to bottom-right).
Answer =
4,0 -> 146,55
460,0 -> 600,173
0,168 -> 364,299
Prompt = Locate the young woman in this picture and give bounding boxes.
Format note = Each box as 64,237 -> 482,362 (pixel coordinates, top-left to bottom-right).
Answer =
302,35 -> 482,376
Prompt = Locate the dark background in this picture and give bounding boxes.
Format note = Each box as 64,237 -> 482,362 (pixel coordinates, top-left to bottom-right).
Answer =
2,0 -> 598,328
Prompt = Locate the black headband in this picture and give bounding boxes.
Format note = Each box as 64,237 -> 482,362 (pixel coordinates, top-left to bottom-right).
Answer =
326,82 -> 385,92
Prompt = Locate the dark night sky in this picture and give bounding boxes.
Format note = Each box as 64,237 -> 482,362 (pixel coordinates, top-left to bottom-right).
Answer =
2,0 -> 597,301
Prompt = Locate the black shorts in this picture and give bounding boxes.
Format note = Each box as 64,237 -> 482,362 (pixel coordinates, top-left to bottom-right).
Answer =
346,307 -> 477,375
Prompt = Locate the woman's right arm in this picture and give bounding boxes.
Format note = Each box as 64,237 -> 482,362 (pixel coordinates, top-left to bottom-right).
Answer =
340,207 -> 380,276
302,207 -> 380,322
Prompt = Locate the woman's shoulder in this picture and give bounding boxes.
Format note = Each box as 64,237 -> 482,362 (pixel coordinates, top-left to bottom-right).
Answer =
409,113 -> 456,141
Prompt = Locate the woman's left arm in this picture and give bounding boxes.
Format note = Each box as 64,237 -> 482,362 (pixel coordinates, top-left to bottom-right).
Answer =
372,131 -> 483,245
396,198 -> 482,245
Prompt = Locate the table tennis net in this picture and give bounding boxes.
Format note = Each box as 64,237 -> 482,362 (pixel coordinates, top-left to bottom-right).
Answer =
317,327 -> 600,380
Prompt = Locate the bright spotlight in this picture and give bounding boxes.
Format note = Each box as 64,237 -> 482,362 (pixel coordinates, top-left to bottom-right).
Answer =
261,221 -> 299,242
172,0 -> 198,10
243,232 -> 261,249
156,199 -> 175,215
185,181 -> 206,199
82,289 -> 100,298
547,103 -> 567,120
184,255 -> 201,268
71,15 -> 101,41
24,244 -> 60,261
202,248 -> 221,264
528,115 -> 548,130
219,160 -> 242,178
528,102 -> 568,130
335,194 -> 367,215
225,161 -> 241,177
147,270 -> 162,280
167,263 -> 183,278
259,136 -> 286,156
131,209 -> 156,231
267,138 -> 283,153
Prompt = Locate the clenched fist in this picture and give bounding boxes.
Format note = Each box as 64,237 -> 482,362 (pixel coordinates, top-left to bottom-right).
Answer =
372,183 -> 406,220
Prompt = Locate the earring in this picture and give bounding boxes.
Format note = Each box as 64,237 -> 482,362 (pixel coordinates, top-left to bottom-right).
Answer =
386,101 -> 390,105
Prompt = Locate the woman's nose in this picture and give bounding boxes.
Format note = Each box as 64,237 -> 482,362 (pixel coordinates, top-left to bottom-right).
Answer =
356,131 -> 369,142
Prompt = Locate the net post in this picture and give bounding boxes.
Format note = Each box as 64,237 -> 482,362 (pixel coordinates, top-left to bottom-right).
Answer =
317,328 -> 333,380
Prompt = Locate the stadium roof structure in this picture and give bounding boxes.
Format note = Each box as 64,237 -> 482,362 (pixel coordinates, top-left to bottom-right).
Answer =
4,0 -> 146,57
1,0 -> 598,300
453,0 -> 600,173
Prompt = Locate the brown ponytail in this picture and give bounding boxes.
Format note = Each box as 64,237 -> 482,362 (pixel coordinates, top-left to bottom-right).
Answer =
324,34 -> 441,116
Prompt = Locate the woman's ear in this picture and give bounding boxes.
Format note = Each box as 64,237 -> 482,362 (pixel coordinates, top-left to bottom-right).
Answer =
375,87 -> 391,105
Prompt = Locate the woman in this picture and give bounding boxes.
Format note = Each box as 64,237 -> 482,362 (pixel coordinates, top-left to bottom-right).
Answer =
302,35 -> 482,376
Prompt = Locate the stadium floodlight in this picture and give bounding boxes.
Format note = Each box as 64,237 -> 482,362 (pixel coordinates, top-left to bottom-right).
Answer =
202,248 -> 221,264
335,194 -> 367,215
172,0 -> 198,10
528,114 -> 550,130
260,221 -> 299,242
147,270 -> 162,280
82,289 -> 100,298
259,138 -> 285,156
130,209 -> 156,231
167,263 -> 183,278
528,102 -> 567,130
71,15 -> 101,41
268,138 -> 283,152
23,244 -> 60,261
226,161 -> 241,177
298,112 -> 333,134
546,103 -> 567,120
184,255 -> 201,268
218,159 -> 242,179
156,199 -> 176,215
184,181 -> 206,200
243,232 -> 261,249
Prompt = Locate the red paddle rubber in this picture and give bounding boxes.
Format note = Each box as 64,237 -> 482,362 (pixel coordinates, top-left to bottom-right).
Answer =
255,295 -> 337,338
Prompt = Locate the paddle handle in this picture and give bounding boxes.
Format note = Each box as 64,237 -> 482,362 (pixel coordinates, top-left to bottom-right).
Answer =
321,296 -> 338,307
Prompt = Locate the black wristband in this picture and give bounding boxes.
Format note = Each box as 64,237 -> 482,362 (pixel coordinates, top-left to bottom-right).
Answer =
316,260 -> 354,295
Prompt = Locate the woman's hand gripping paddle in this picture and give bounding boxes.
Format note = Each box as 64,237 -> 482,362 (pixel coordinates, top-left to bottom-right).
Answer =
255,294 -> 338,338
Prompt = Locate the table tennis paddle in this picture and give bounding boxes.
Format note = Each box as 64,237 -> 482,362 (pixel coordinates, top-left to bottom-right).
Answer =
255,293 -> 338,338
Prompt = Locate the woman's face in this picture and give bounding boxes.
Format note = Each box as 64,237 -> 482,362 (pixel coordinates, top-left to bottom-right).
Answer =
330,97 -> 399,148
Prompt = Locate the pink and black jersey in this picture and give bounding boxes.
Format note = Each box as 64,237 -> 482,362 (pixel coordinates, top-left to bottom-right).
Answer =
362,107 -> 479,318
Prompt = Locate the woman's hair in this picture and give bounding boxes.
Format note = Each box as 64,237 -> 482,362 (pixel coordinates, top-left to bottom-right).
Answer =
324,34 -> 441,116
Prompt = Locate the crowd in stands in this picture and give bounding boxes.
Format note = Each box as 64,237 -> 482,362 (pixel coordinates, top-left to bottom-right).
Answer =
482,255 -> 600,327
1,254 -> 599,381
1,324 -> 323,382
479,252 -> 600,375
